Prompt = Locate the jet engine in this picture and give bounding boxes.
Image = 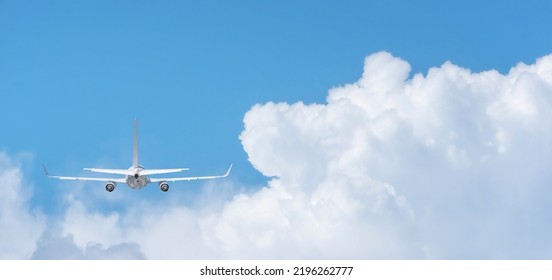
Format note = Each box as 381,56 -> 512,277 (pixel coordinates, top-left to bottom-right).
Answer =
105,182 -> 116,192
159,182 -> 169,192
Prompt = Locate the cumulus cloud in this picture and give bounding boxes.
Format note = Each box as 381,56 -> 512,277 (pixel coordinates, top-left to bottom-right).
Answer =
0,152 -> 45,259
237,51 -> 552,258
0,153 -> 147,259
4,51 -> 552,259
31,233 -> 145,259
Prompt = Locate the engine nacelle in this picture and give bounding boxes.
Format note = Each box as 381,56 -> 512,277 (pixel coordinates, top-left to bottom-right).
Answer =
105,182 -> 116,192
159,182 -> 169,192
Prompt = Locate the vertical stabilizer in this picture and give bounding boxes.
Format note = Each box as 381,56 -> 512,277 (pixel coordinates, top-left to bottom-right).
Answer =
133,119 -> 139,167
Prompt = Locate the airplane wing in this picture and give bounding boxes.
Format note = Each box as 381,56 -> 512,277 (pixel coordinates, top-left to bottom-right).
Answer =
141,168 -> 190,176
83,168 -> 131,175
149,164 -> 232,183
43,165 -> 127,183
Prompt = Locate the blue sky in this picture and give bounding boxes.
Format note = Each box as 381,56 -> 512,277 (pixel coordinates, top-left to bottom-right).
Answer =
1,0 -> 552,259
2,0 -> 550,196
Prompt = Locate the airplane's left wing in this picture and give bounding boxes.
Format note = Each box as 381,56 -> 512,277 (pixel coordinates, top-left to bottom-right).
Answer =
43,165 -> 127,183
149,164 -> 232,183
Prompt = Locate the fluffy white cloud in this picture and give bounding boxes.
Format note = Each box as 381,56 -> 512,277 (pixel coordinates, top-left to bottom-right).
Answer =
0,152 -> 45,259
0,153 -> 147,259
31,233 -> 145,259
5,51 -> 552,259
237,51 -> 552,258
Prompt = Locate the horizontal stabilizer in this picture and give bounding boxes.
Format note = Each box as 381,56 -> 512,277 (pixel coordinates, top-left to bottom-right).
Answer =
83,168 -> 132,175
140,168 -> 190,176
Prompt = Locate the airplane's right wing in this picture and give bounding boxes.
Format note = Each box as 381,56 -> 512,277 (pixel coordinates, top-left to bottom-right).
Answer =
43,165 -> 127,183
149,164 -> 232,183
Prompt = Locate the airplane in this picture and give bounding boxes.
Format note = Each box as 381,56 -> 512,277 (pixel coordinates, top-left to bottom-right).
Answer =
43,119 -> 232,192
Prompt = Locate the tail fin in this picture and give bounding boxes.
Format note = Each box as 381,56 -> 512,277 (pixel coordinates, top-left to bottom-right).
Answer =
133,118 -> 139,167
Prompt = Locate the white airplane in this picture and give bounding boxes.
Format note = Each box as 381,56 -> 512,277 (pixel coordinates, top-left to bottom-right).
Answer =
43,119 -> 232,192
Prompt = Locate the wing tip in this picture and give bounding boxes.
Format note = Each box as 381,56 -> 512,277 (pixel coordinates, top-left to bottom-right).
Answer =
224,163 -> 233,177
42,164 -> 50,176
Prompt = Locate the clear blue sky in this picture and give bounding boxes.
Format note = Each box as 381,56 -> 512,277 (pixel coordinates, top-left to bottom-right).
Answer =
1,0 -> 551,211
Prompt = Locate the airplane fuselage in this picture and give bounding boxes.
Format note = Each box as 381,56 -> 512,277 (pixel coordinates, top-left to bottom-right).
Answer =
126,175 -> 149,189
125,166 -> 149,189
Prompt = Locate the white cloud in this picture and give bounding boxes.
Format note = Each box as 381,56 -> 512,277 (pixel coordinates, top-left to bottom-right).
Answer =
0,152 -> 147,259
0,152 -> 45,259
31,233 -> 145,259
4,51 -> 552,259
237,51 -> 552,258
